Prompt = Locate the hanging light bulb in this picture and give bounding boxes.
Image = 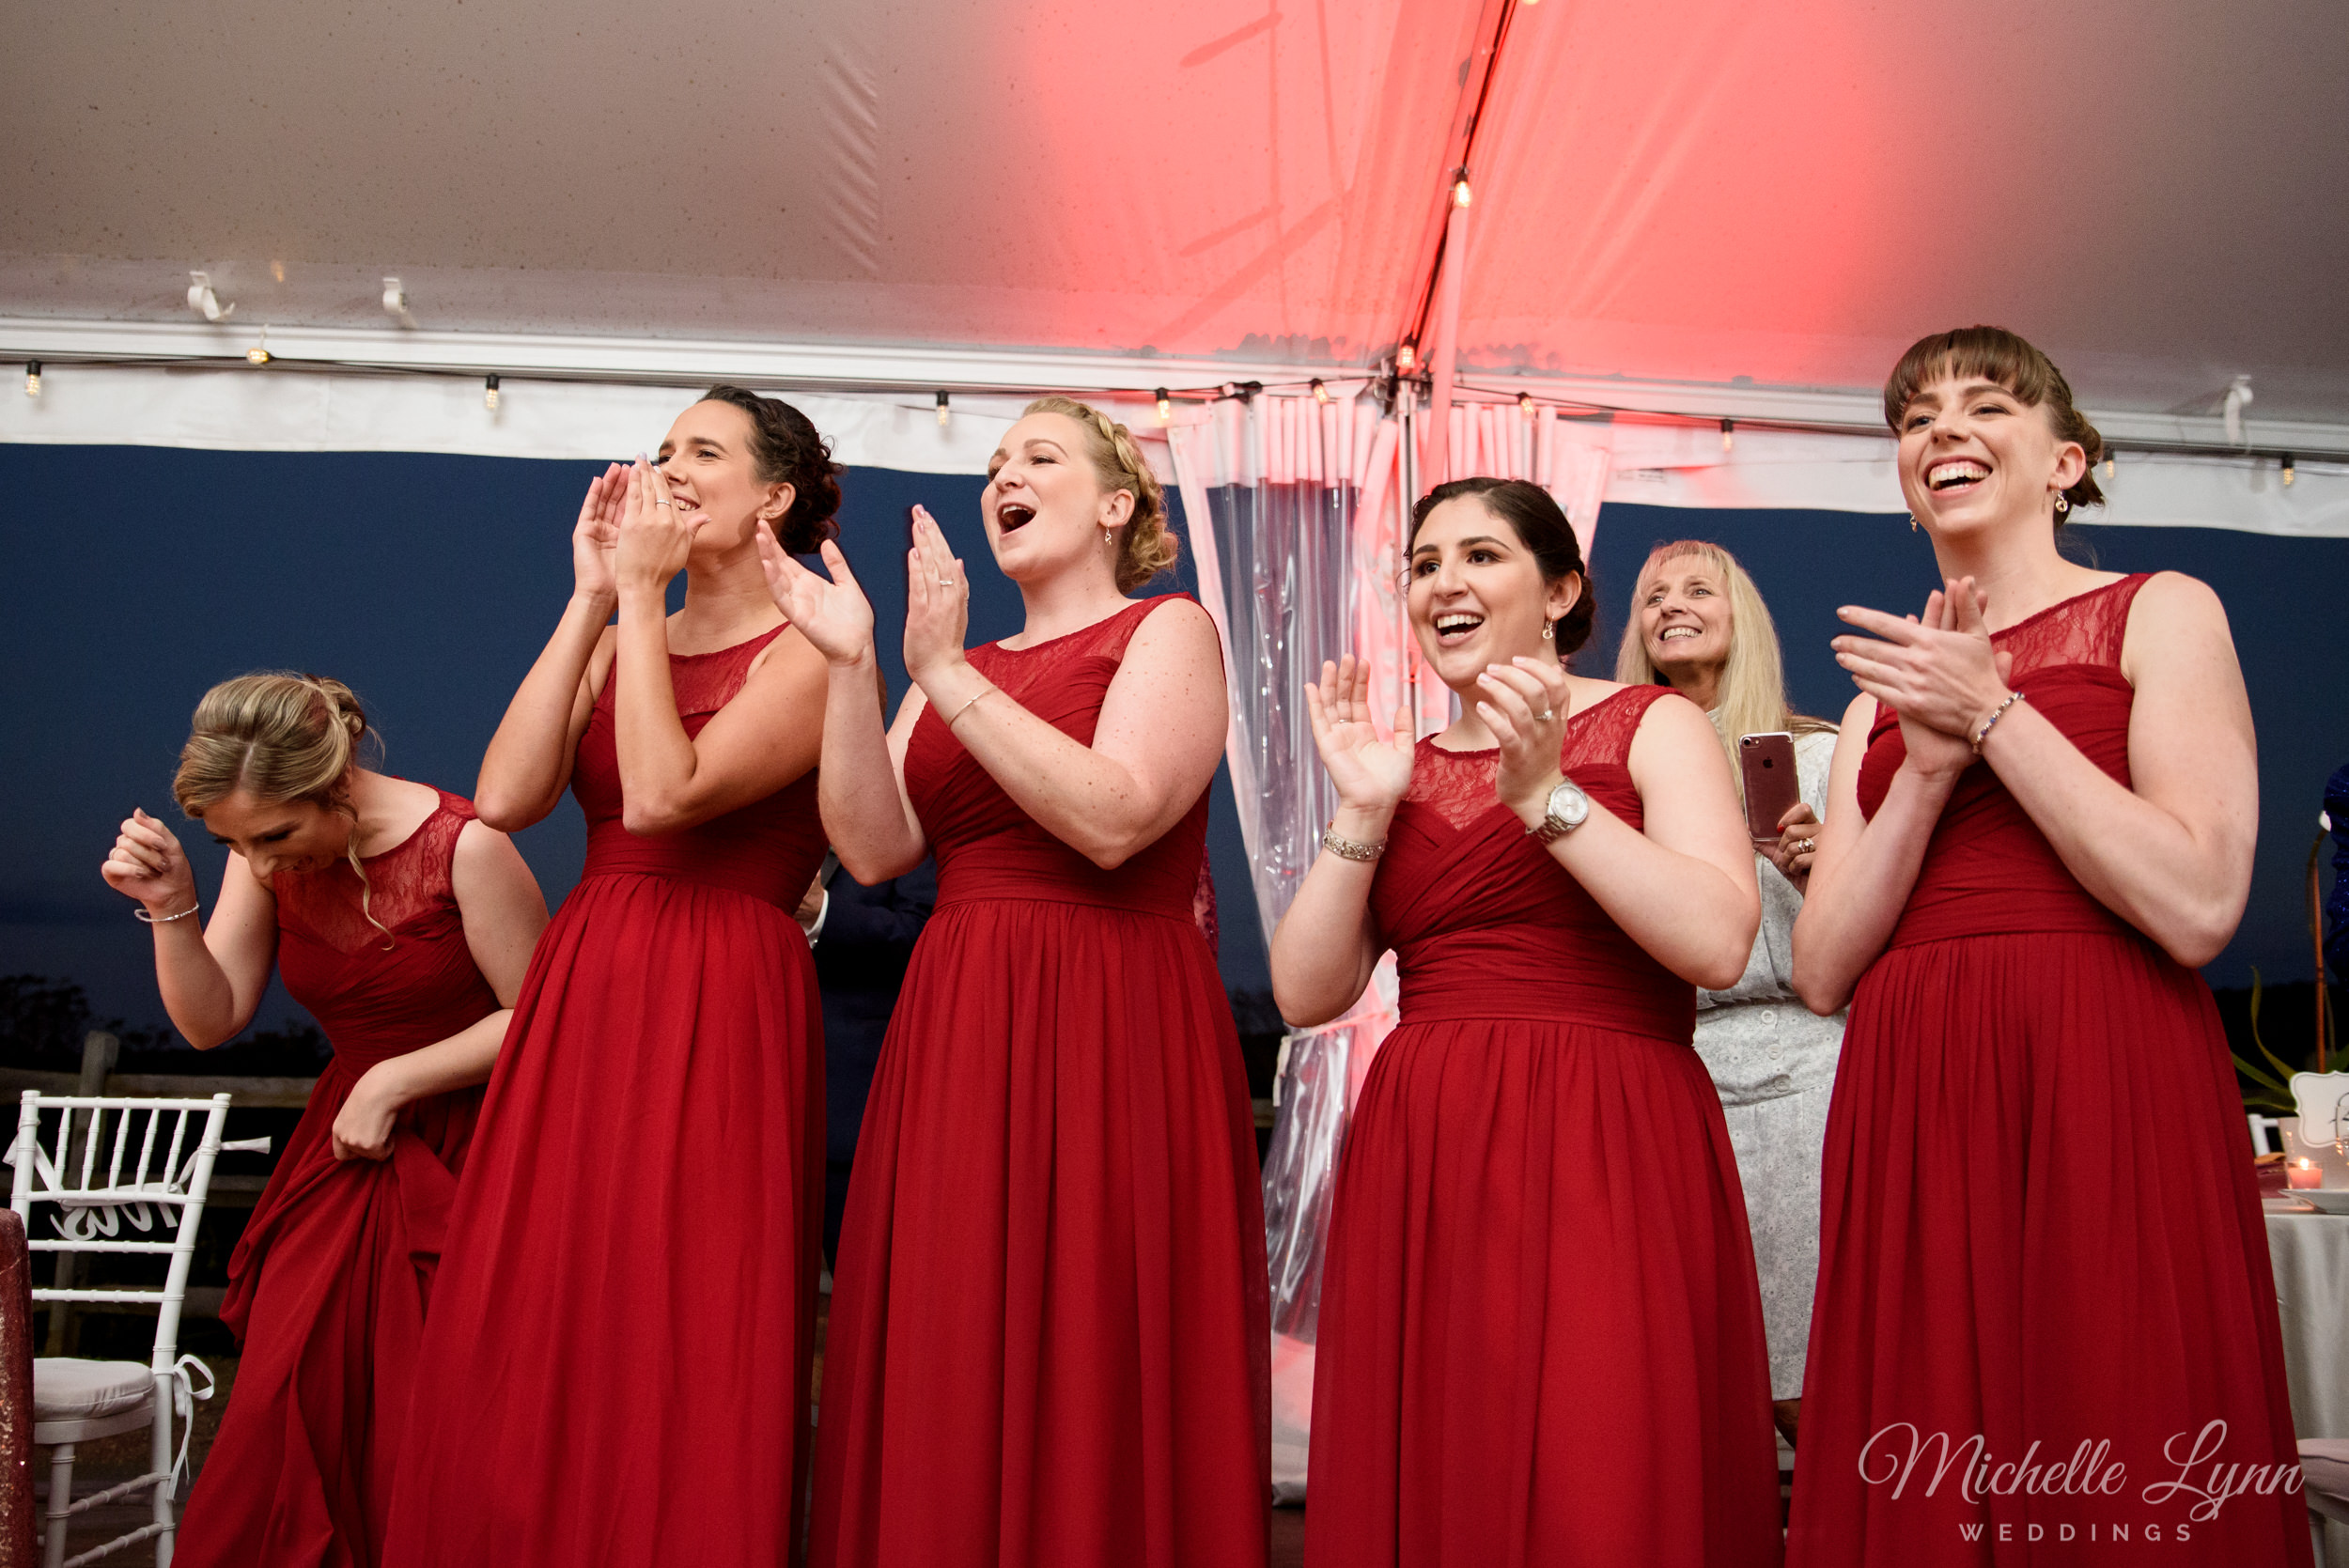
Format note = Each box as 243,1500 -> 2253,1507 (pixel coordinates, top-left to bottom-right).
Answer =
1395,343 -> 1416,373
2103,452 -> 2115,479
936,390 -> 950,428
1155,388 -> 1172,425
2282,453 -> 2296,489
484,375 -> 501,412
1451,176 -> 1473,209
1312,379 -> 1330,405
23,361 -> 39,397
1720,418 -> 1735,454
245,328 -> 272,365
1518,393 -> 1533,417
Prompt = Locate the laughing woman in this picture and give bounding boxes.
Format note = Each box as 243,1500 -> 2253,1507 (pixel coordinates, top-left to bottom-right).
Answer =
1787,327 -> 2306,1562
765,396 -> 1268,1568
1275,477 -> 1781,1567
386,387 -> 840,1567
101,674 -> 545,1568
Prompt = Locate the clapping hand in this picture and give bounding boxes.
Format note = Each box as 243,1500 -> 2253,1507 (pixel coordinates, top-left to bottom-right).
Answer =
1475,657 -> 1573,824
101,808 -> 198,919
1303,657 -> 1413,814
1832,578 -> 2014,779
614,457 -> 709,595
757,530 -> 878,667
571,462 -> 627,599
902,508 -> 972,686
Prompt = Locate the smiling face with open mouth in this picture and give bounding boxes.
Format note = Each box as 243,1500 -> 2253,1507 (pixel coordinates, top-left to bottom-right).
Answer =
652,399 -> 790,554
1638,554 -> 1733,679
1406,495 -> 1579,692
1897,374 -> 2083,541
981,411 -> 1128,585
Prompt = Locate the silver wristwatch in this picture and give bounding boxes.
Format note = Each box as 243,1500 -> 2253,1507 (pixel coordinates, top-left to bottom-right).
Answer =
1527,777 -> 1591,845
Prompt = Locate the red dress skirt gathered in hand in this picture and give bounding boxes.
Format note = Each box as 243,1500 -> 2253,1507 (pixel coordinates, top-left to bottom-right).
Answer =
175,791 -> 496,1568
385,628 -> 828,1568
809,595 -> 1270,1568
1305,684 -> 1785,1568
1787,575 -> 2309,1563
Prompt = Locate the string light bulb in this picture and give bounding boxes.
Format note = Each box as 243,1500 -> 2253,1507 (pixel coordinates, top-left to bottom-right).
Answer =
1518,393 -> 1533,417
484,375 -> 501,412
245,328 -> 272,365
23,361 -> 39,397
1451,176 -> 1473,209
2103,453 -> 2115,479
935,390 -> 950,428
1155,388 -> 1172,425
1312,379 -> 1330,405
1395,343 -> 1416,373
2282,453 -> 2296,489
1720,418 -> 1735,454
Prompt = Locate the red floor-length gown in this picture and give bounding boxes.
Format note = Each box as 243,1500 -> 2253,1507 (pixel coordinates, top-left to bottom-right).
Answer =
385,627 -> 826,1567
1788,575 -> 2309,1562
809,595 -> 1269,1568
177,791 -> 495,1568
1307,684 -> 1784,1568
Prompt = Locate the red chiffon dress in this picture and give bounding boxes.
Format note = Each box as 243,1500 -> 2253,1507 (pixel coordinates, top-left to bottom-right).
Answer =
176,790 -> 496,1568
809,595 -> 1270,1568
1306,684 -> 1784,1568
1788,575 -> 2308,1562
385,627 -> 827,1567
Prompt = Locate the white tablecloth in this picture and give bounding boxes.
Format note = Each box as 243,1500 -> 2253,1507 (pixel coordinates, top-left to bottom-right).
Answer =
2265,1205 -> 2349,1558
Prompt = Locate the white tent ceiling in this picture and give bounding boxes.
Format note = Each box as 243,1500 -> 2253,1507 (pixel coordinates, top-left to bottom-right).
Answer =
4,0 -> 2346,453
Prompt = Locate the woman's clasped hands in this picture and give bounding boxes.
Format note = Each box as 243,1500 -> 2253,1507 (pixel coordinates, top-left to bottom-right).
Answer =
614,456 -> 710,597
1831,576 -> 2016,779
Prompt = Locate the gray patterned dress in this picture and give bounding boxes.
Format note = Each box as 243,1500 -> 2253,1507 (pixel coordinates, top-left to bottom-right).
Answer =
1693,727 -> 1844,1402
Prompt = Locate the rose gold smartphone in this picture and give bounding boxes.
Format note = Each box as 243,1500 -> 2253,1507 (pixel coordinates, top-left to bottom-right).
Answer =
1738,732 -> 1800,843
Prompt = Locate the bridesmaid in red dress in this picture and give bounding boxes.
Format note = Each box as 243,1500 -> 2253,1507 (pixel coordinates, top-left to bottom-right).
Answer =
384,389 -> 838,1566
762,396 -> 1268,1568
1272,477 -> 1781,1566
99,672 -> 546,1566
1789,327 -> 2306,1561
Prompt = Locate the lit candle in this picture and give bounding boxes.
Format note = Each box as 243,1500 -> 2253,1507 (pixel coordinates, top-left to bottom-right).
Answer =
2289,1158 -> 2324,1190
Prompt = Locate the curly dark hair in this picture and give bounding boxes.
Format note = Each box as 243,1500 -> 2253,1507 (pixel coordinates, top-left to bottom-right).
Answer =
1409,476 -> 1595,660
696,385 -> 845,552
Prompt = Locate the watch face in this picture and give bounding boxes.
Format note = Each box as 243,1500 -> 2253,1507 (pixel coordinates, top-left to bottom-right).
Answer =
1548,780 -> 1590,826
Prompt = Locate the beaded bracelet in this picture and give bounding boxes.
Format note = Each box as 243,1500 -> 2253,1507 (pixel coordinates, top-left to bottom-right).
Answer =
1320,824 -> 1385,862
1970,691 -> 2026,753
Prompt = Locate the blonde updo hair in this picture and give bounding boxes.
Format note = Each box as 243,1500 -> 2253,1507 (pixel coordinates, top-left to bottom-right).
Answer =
1023,396 -> 1178,592
173,672 -> 389,935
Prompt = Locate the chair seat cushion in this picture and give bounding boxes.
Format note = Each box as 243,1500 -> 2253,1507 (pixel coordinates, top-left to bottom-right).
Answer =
33,1359 -> 152,1422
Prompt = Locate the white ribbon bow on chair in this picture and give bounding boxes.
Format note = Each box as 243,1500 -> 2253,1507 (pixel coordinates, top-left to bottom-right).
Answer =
167,1354 -> 218,1497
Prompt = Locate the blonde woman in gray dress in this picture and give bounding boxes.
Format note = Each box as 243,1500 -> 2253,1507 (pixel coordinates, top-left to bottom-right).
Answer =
1619,538 -> 1843,1448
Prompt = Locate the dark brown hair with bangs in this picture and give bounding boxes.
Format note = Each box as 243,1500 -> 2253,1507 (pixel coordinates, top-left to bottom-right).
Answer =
1882,326 -> 2106,520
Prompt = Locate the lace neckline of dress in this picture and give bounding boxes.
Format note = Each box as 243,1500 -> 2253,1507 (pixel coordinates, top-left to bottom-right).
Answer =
990,597 -> 1154,656
1988,573 -> 2134,642
1421,682 -> 1643,756
350,790 -> 448,865
667,622 -> 787,661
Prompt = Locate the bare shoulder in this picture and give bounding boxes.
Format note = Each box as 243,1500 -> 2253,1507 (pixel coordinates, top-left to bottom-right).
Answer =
1837,690 -> 1877,731
452,814 -> 521,865
2123,571 -> 2236,683
1127,596 -> 1220,655
1626,684 -> 1719,755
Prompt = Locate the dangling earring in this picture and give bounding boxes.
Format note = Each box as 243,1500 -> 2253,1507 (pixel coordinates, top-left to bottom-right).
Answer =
1908,515 -> 1920,533
2055,494 -> 2071,516
1541,618 -> 1555,642
1102,526 -> 1113,545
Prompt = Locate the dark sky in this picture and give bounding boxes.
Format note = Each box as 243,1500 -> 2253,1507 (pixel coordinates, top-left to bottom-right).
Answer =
0,442 -> 2337,1043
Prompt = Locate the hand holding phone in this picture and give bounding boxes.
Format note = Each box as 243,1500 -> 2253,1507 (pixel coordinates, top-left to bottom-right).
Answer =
1738,732 -> 1800,844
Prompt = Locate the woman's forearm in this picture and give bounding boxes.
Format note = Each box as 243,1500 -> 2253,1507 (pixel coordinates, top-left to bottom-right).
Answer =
1547,806 -> 1756,989
1791,764 -> 1954,1013
611,585 -> 702,835
367,1011 -> 510,1106
1980,704 -> 2251,964
1269,804 -> 1391,1027
478,590 -> 611,830
915,662 -> 1190,869
150,920 -> 251,1049
817,657 -> 926,881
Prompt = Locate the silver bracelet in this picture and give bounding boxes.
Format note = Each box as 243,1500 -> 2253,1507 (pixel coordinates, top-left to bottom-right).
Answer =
1320,824 -> 1385,862
1970,690 -> 2026,753
943,689 -> 990,729
134,902 -> 199,924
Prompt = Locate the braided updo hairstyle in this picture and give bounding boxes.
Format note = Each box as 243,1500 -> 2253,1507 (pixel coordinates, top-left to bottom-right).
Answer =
697,385 -> 846,552
1409,477 -> 1596,663
172,672 -> 391,935
1882,326 -> 2106,523
1023,396 -> 1178,593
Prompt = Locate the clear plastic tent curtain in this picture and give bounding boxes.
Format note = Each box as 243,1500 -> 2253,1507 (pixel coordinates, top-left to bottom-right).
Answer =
1170,392 -> 1614,1498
